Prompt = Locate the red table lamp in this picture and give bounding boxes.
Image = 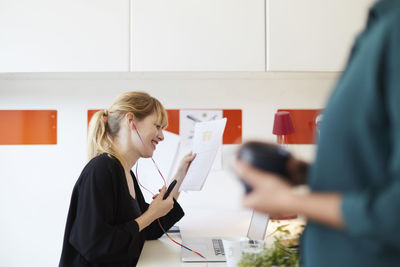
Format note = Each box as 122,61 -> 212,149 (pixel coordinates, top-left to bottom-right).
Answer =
273,111 -> 295,145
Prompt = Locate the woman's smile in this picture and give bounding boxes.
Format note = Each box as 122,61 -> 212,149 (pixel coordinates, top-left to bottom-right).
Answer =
151,139 -> 159,149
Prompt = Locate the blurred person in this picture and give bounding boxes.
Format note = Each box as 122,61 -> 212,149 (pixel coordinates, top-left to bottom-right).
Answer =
236,0 -> 400,266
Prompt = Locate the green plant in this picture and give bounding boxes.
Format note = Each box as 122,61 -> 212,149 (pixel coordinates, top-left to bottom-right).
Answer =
237,222 -> 302,267
238,238 -> 299,267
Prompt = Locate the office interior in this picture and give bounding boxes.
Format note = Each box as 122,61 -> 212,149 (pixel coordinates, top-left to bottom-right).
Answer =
0,0 -> 375,266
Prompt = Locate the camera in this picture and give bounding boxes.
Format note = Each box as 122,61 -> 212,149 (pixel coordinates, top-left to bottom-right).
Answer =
237,141 -> 291,194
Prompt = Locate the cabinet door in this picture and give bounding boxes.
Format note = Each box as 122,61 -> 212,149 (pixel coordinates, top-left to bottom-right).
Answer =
267,0 -> 374,71
0,0 -> 130,72
132,0 -> 265,71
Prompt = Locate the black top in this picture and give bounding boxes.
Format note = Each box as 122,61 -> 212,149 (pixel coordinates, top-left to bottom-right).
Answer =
59,153 -> 185,267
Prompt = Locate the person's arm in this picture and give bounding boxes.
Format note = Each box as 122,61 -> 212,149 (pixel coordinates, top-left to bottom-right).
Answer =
135,186 -> 175,231
143,198 -> 185,240
137,189 -> 184,240
170,152 -> 196,200
289,193 -> 343,228
235,161 -> 345,229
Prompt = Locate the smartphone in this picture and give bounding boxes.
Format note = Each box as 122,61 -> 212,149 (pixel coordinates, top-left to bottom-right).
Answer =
237,141 -> 291,194
163,180 -> 177,200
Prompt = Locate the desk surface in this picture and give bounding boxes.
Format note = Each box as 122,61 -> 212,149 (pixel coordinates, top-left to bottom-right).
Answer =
137,209 -> 305,267
138,209 -> 250,267
139,236 -> 227,267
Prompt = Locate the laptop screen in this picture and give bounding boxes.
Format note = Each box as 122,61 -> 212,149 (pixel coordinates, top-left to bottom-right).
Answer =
246,211 -> 269,240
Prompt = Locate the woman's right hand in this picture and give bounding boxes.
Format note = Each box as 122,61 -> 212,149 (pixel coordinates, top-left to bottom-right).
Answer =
147,186 -> 174,219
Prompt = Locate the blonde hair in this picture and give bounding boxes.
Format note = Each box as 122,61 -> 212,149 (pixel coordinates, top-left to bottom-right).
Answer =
87,92 -> 168,162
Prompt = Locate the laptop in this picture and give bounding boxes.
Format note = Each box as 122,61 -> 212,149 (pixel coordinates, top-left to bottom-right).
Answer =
181,211 -> 269,262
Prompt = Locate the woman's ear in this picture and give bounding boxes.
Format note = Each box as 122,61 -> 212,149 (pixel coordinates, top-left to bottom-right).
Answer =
125,112 -> 135,126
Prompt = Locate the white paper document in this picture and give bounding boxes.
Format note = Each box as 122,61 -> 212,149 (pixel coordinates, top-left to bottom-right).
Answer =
179,109 -> 223,171
179,118 -> 227,191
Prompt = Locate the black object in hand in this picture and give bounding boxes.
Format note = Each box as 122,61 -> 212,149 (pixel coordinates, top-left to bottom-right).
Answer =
237,142 -> 291,194
163,180 -> 177,200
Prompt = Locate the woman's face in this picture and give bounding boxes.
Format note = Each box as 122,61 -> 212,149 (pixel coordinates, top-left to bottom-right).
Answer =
132,112 -> 165,158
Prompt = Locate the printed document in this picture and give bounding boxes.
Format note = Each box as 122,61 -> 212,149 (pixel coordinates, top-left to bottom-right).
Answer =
179,118 -> 227,191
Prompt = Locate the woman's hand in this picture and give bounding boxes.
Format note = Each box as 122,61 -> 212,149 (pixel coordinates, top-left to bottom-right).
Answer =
174,152 -> 196,182
234,160 -> 296,215
170,152 -> 196,200
147,186 -> 174,218
135,186 -> 174,231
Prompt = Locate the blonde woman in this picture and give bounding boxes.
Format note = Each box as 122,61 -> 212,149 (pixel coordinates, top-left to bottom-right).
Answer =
59,92 -> 195,267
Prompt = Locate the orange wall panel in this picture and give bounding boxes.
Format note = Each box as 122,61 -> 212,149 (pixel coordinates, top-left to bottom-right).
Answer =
0,110 -> 57,145
87,109 -> 99,127
277,109 -> 322,144
222,109 -> 242,144
165,109 -> 179,135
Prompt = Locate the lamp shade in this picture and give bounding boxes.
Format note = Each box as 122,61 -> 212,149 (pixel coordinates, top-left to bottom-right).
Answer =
272,111 -> 295,135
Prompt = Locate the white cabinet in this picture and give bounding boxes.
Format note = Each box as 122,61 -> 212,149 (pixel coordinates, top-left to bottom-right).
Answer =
266,0 -> 374,71
0,0 -> 377,73
0,0 -> 130,72
131,0 -> 265,71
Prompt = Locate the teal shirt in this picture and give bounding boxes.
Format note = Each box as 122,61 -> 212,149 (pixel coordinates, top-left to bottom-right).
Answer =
303,0 -> 400,266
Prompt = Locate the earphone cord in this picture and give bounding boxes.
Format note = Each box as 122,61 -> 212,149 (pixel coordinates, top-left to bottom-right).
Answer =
135,162 -> 208,266
157,219 -> 207,261
133,125 -> 207,265
151,158 -> 166,186
135,163 -> 155,196
133,126 -> 167,187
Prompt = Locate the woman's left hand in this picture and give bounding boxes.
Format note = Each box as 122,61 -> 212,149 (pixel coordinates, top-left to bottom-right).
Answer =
174,152 -> 196,183
168,152 -> 196,200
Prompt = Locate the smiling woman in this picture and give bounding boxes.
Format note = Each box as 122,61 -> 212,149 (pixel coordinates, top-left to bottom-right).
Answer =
86,91 -> 168,164
59,91 -> 195,267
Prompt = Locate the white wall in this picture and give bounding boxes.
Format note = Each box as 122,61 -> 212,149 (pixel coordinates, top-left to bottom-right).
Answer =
0,72 -> 337,266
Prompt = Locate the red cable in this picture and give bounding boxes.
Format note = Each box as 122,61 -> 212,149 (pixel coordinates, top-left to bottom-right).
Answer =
135,160 -> 208,266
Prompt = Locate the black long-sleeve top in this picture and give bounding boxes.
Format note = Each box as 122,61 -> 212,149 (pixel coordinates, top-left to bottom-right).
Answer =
59,153 -> 184,267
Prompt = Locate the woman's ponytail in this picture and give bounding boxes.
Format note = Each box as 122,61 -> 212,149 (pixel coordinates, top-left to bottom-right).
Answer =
87,109 -> 114,162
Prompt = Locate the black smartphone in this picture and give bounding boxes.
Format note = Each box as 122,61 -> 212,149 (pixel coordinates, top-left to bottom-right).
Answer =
163,180 -> 177,200
237,141 -> 291,194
